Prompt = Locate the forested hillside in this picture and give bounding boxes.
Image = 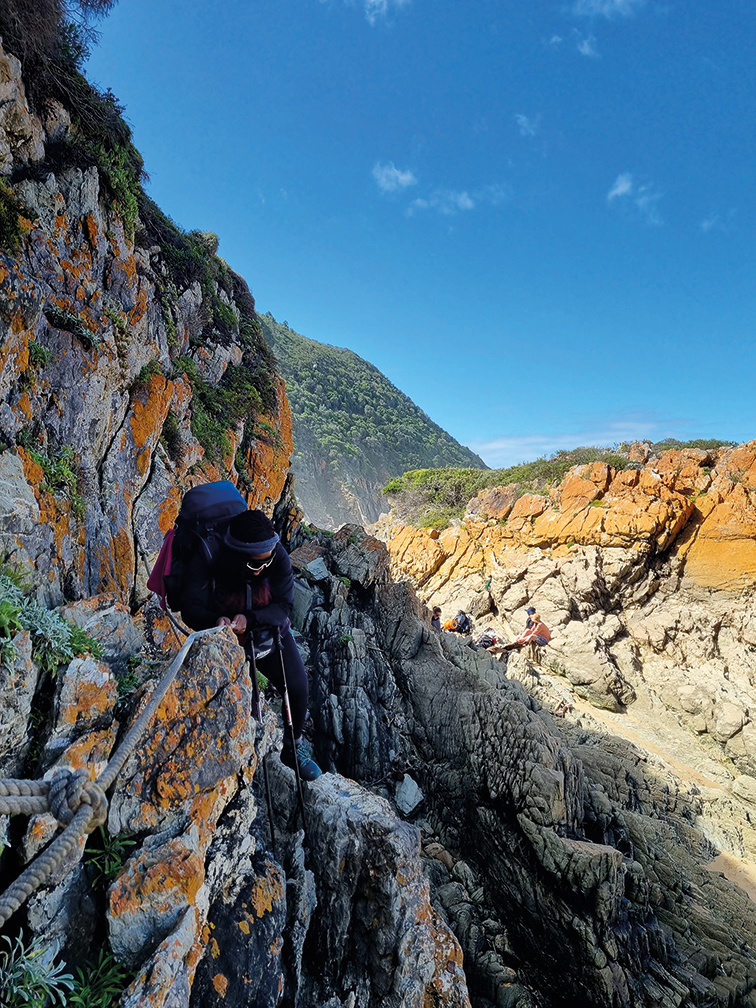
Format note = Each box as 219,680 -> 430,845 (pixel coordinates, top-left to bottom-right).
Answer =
261,313 -> 485,527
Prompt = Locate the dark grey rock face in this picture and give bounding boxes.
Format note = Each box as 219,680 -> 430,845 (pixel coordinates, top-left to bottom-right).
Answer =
294,526 -> 756,1008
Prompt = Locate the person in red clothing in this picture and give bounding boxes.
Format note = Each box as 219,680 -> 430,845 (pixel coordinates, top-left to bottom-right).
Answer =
502,613 -> 551,651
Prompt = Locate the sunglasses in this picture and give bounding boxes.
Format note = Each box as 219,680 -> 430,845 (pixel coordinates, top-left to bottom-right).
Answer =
246,556 -> 274,574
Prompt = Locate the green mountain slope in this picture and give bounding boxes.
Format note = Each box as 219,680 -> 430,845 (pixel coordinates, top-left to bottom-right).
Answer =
261,314 -> 486,528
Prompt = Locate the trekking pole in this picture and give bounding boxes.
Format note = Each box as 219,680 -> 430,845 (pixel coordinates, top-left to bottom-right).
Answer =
247,641 -> 276,858
275,627 -> 307,833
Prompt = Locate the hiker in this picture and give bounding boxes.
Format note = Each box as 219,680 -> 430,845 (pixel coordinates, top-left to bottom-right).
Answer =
524,606 -> 536,630
431,606 -> 442,633
502,613 -> 551,651
175,507 -> 322,781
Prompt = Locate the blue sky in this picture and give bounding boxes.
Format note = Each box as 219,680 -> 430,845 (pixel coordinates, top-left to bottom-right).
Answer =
86,0 -> 755,466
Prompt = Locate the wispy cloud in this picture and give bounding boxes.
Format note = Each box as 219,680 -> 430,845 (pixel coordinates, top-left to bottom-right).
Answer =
572,0 -> 646,17
372,161 -> 418,193
515,114 -> 541,137
408,190 -> 474,215
701,209 -> 735,233
407,183 -> 510,217
607,172 -> 663,225
575,32 -> 599,56
470,414 -> 686,468
362,0 -> 410,25
607,172 -> 633,199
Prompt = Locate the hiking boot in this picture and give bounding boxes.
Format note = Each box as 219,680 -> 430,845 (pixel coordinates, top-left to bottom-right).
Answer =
281,739 -> 322,781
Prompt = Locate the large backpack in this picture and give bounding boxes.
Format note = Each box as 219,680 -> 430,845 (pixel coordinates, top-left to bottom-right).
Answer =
446,610 -> 472,634
148,481 -> 247,610
474,629 -> 498,649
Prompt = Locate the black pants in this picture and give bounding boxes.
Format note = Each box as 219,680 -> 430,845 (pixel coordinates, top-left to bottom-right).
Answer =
254,630 -> 309,741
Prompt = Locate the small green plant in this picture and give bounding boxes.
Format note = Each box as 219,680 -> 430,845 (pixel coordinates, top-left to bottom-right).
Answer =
257,670 -> 269,691
131,359 -> 163,389
44,306 -> 100,351
0,178 -> 28,254
0,598 -> 24,638
0,933 -> 74,1008
338,634 -> 354,646
160,407 -> 182,462
588,498 -> 607,508
68,948 -> 129,1007
28,341 -> 53,370
115,667 -> 140,701
26,445 -> 85,520
69,624 -> 103,660
84,827 -> 137,887
338,576 -> 351,588
0,575 -> 101,672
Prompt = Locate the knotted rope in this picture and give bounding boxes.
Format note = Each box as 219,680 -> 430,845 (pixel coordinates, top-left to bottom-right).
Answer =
0,625 -> 222,927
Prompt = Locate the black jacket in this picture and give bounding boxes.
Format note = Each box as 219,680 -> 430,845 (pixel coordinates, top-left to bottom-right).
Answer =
177,541 -> 294,632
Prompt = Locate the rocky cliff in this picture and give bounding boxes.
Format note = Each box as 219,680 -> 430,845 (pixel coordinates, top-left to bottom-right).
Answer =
0,35 -> 293,610
378,443 -> 756,857
4,525 -> 756,1008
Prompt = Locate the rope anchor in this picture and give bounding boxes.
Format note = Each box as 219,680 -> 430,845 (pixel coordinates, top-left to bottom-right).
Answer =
0,626 -> 221,928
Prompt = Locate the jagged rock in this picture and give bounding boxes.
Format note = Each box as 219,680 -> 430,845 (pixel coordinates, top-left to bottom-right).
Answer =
395,773 -> 424,814
300,774 -> 470,1008
298,533 -> 756,1007
59,594 -> 145,676
0,629 -> 38,775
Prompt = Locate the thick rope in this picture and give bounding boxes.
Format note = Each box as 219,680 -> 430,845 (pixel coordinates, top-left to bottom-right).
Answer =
0,625 -> 223,928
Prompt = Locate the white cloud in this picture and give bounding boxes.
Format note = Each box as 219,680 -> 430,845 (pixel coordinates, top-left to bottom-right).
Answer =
372,161 -> 418,193
470,415 -> 681,468
576,33 -> 599,56
607,173 -> 634,200
607,172 -> 662,225
515,114 -> 541,137
572,0 -> 646,17
407,183 -> 510,217
549,34 -> 564,46
362,0 -> 410,25
408,189 -> 475,215
701,209 -> 735,233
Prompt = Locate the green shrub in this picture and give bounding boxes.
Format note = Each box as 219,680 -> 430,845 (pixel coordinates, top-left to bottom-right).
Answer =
160,407 -> 182,462
28,340 -> 53,369
0,933 -> 74,1008
0,574 -> 102,672
131,359 -> 163,389
26,445 -> 85,519
383,447 -> 633,528
84,827 -> 137,887
0,178 -> 28,253
68,948 -> 129,1008
44,306 -> 100,351
69,624 -> 103,659
172,355 -> 272,464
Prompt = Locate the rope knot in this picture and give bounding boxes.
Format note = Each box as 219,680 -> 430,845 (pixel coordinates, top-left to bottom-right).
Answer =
47,768 -> 106,829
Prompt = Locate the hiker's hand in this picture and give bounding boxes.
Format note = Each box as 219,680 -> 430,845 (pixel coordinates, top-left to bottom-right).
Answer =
217,617 -> 232,627
230,614 -> 247,637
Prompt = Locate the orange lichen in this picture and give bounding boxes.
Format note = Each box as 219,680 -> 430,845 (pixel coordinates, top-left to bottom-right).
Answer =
212,974 -> 229,997
249,864 -> 285,919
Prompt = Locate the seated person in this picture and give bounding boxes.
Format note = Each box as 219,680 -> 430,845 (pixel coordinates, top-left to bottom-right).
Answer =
502,614 -> 551,651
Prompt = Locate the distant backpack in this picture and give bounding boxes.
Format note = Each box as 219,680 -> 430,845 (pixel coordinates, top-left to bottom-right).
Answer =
147,481 -> 248,610
445,610 -> 472,634
475,629 -> 498,649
